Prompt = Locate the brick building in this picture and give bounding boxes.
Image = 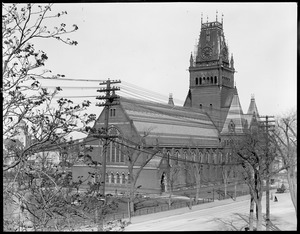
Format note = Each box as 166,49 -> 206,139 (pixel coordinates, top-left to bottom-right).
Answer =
72,16 -> 260,195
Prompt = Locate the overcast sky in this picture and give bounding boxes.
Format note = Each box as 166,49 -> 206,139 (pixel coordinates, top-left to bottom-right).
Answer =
35,2 -> 297,121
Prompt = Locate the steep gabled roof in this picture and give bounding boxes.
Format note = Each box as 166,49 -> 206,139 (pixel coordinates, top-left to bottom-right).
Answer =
221,91 -> 245,134
119,97 -> 220,148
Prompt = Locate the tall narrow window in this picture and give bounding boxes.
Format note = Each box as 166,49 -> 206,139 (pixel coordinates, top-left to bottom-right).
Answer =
111,142 -> 115,162
195,77 -> 198,85
214,76 -> 217,84
110,108 -> 116,117
116,145 -> 120,162
211,77 -> 213,83
105,173 -> 109,183
122,173 -> 126,184
116,173 -> 120,183
199,78 -> 202,85
200,104 -> 202,109
127,173 -> 131,184
120,145 -> 124,162
111,172 -> 114,183
107,142 -> 111,162
175,151 -> 180,165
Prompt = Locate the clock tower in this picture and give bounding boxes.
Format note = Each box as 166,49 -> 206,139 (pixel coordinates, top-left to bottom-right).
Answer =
184,15 -> 236,131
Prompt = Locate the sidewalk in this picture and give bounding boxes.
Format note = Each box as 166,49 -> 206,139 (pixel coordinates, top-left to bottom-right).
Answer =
127,192 -> 251,225
124,190 -> 297,231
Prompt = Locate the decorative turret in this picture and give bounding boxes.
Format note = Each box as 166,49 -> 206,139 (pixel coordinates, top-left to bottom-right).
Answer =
168,93 -> 174,106
189,52 -> 194,67
247,94 -> 259,117
230,53 -> 234,69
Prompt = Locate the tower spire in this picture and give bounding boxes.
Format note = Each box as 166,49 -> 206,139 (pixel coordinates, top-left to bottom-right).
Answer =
221,13 -> 224,24
216,10 -> 218,22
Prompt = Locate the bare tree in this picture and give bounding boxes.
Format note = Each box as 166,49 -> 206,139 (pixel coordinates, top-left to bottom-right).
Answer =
119,134 -> 160,215
219,149 -> 236,199
271,109 -> 297,216
2,3 -> 96,231
186,148 -> 202,202
167,159 -> 182,208
229,128 -> 268,231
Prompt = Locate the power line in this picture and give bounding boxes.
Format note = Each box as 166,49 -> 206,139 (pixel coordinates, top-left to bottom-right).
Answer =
109,137 -> 240,166
41,86 -> 98,90
36,77 -> 105,82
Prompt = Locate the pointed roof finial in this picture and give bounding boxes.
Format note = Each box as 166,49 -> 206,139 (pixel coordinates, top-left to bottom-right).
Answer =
207,15 -> 208,23
201,12 -> 203,24
168,93 -> 174,106
251,93 -> 255,100
216,10 -> 218,22
221,13 -> 224,24
190,52 -> 194,67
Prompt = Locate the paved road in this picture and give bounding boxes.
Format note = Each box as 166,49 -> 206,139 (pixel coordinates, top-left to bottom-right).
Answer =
124,191 -> 296,231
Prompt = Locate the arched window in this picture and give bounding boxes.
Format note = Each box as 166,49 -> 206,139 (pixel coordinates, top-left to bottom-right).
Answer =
127,173 -> 131,184
122,173 -> 126,184
199,77 -> 202,85
199,153 -> 202,163
183,151 -> 187,161
107,142 -> 111,162
195,77 -> 198,85
175,151 -> 180,165
203,77 -> 205,84
116,173 -> 120,183
211,77 -> 213,83
111,142 -> 115,162
116,144 -> 120,162
105,173 -> 109,183
200,104 -> 202,109
214,76 -> 217,84
111,172 -> 114,183
120,145 -> 124,162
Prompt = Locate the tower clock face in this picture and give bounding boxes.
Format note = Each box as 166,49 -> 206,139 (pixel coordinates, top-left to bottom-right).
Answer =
201,46 -> 213,59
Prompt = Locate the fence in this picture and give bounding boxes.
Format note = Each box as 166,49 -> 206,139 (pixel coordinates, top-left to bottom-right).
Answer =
103,197 -> 214,222
4,184 -> 251,231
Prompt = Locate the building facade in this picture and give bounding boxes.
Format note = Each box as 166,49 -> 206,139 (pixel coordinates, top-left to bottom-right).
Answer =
73,16 -> 260,195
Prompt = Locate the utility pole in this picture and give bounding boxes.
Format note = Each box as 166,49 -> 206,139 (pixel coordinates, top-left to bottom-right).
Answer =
96,78 -> 121,196
259,115 -> 275,231
96,78 -> 121,230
